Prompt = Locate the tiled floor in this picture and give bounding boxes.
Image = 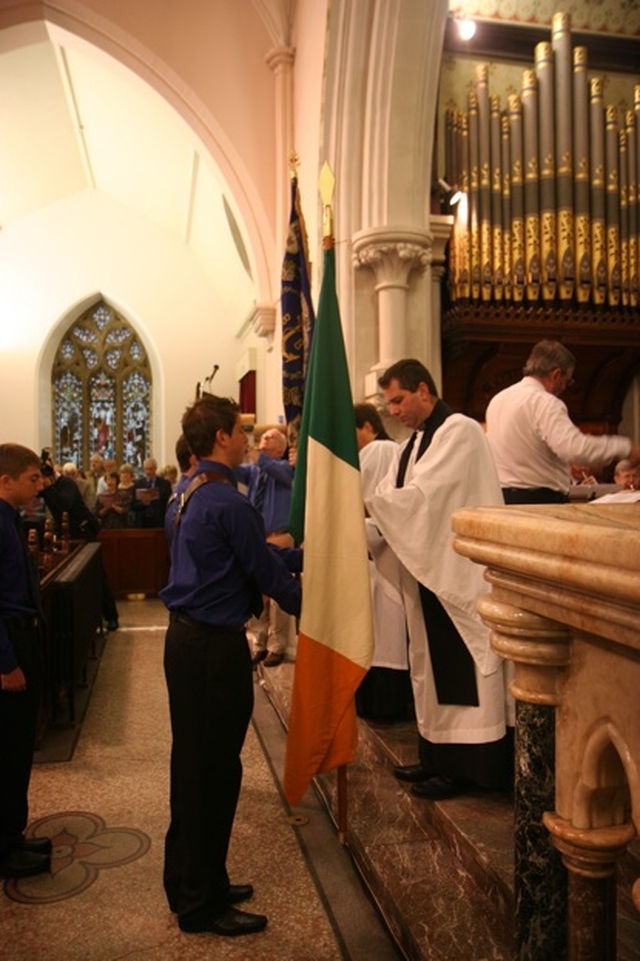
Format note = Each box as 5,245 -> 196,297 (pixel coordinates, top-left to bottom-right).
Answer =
2,600 -> 401,961
5,599 -> 638,960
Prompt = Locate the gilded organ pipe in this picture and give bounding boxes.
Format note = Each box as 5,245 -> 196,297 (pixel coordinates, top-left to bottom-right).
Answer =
443,13 -> 638,314
535,42 -> 557,302
573,47 -> 591,303
590,77 -> 607,305
552,12 -> 574,301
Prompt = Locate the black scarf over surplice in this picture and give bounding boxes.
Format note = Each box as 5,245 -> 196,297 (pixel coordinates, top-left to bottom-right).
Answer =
395,400 -> 478,707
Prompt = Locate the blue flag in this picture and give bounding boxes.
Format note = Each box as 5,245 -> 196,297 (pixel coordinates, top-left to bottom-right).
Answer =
281,176 -> 315,446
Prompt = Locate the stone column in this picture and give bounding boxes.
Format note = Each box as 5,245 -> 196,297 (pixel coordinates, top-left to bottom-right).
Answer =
478,596 -> 571,960
352,226 -> 431,399
544,814 -> 636,961
265,46 -> 295,259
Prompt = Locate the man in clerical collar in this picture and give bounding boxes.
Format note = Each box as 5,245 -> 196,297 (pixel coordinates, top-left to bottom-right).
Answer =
366,358 -> 512,801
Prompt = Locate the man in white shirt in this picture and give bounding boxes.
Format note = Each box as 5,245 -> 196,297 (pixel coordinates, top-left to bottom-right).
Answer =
486,340 -> 640,504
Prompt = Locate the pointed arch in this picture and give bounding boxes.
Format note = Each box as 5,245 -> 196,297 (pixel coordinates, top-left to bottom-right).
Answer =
52,298 -> 152,469
572,719 -> 639,830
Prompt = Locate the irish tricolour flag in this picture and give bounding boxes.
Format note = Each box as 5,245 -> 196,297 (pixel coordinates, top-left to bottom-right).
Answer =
283,240 -> 374,807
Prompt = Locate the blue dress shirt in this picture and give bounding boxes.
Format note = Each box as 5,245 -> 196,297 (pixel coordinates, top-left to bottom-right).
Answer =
160,460 -> 300,627
0,501 -> 39,672
235,453 -> 294,534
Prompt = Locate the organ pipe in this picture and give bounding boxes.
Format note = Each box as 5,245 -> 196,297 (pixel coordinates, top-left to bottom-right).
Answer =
552,12 -> 574,301
444,13 -> 638,313
606,104 -> 621,307
573,46 -> 591,303
535,42 -> 557,302
590,77 -> 607,305
508,94 -> 525,302
626,109 -> 638,306
522,68 -> 541,302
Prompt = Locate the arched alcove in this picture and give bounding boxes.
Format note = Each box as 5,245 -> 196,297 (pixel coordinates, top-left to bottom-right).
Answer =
572,720 -> 639,831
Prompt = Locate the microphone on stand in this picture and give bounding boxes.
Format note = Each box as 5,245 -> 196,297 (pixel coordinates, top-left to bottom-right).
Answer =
202,364 -> 220,395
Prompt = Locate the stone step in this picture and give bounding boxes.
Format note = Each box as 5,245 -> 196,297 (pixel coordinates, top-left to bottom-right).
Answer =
260,662 -> 640,960
260,665 -> 516,960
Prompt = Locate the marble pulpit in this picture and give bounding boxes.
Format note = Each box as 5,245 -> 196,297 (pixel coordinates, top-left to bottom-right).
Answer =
452,502 -> 639,961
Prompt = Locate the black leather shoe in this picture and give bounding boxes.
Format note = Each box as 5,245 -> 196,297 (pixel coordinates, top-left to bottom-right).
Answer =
167,883 -> 253,913
0,849 -> 50,879
263,651 -> 283,667
410,776 -> 474,801
21,836 -> 53,856
180,906 -> 268,936
226,883 -> 253,904
393,763 -> 432,783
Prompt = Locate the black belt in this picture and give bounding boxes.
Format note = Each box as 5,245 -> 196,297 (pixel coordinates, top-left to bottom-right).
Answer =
171,610 -> 244,633
4,615 -> 41,636
502,487 -> 570,504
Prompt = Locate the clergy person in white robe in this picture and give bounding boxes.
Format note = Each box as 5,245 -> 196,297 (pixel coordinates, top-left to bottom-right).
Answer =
366,359 -> 512,800
354,404 -> 410,722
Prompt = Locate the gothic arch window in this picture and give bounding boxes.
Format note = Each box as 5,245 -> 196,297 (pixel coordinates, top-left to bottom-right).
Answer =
52,300 -> 151,470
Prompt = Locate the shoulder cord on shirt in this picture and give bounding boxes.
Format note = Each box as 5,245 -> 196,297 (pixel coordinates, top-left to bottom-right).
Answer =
173,470 -> 232,531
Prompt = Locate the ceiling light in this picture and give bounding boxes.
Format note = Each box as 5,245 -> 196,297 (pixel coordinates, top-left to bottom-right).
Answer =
438,178 -> 463,207
457,17 -> 476,42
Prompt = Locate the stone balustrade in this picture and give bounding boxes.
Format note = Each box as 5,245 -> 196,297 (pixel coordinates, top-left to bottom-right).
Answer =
452,502 -> 640,961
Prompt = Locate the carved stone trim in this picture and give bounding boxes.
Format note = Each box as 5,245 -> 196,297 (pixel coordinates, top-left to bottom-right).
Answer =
477,596 -> 571,706
352,227 -> 432,289
265,45 -> 295,73
544,812 -> 636,879
251,303 -> 276,338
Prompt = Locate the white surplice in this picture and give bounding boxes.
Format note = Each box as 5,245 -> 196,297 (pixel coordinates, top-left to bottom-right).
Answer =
367,414 -> 510,745
360,440 -> 407,671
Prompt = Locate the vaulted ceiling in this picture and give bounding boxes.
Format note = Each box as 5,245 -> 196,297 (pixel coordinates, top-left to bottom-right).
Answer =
0,21 -> 254,304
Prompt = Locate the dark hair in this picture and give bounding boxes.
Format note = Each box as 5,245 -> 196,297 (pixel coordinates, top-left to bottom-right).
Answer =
175,434 -> 192,473
523,340 -> 576,377
378,358 -> 438,396
181,395 -> 240,458
40,448 -> 56,477
0,444 -> 41,479
353,403 -> 390,440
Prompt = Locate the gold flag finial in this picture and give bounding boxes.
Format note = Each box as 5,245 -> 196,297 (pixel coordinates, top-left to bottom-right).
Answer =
319,161 -> 335,240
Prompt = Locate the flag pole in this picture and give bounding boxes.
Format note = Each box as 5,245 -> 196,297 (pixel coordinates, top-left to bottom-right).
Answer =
319,161 -> 349,845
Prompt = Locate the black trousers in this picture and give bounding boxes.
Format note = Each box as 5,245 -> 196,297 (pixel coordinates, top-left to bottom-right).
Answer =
502,487 -> 570,505
0,619 -> 44,857
163,614 -> 253,927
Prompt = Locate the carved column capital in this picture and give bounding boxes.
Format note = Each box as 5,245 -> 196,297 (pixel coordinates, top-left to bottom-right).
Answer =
477,596 -> 571,705
352,227 -> 432,290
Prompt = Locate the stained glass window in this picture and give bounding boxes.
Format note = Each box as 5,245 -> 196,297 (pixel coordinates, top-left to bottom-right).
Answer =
52,300 -> 151,470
